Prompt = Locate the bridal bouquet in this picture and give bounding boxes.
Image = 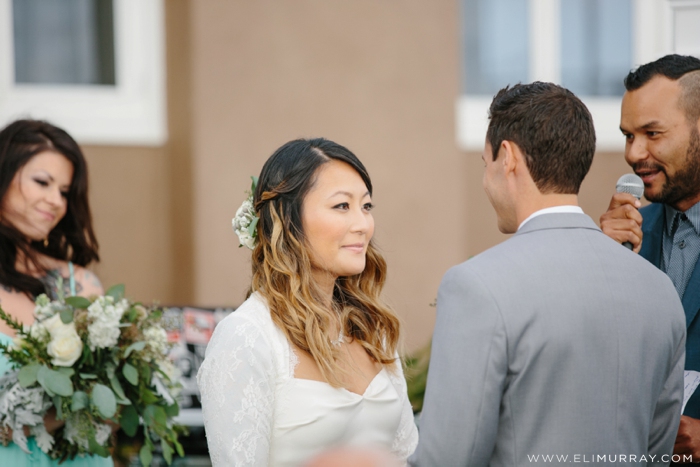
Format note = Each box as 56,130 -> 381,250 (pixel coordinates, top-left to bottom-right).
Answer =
0,284 -> 183,465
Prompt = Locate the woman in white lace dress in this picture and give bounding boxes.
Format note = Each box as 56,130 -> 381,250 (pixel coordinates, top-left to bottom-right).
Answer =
197,138 -> 418,466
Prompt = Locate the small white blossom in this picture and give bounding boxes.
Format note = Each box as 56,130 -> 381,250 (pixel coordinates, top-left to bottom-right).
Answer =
34,294 -> 58,319
28,322 -> 49,342
156,358 -> 182,398
232,198 -> 258,250
144,326 -> 168,357
86,296 -> 128,351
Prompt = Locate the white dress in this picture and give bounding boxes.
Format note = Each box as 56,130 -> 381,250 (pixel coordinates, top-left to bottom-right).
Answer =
196,292 -> 418,466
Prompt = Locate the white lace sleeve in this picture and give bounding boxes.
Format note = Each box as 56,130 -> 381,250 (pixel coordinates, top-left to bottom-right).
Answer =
196,313 -> 276,466
388,357 -> 419,463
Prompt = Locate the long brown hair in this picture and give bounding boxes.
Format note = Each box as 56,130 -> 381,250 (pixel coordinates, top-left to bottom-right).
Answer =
250,138 -> 400,386
0,119 -> 99,297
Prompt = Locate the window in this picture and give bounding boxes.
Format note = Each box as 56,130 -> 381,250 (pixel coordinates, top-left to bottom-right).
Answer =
0,0 -> 166,146
457,0 -> 674,151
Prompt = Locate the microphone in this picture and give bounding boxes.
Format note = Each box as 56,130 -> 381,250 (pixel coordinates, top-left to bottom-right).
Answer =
615,174 -> 644,250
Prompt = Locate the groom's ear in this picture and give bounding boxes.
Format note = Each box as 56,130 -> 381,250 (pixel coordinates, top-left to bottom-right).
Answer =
502,141 -> 532,179
500,140 -> 521,175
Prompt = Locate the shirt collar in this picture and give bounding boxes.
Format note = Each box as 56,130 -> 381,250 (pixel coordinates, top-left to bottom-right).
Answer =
664,201 -> 700,236
518,206 -> 584,231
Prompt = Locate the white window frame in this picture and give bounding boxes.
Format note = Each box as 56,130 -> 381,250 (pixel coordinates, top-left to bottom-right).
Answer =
456,0 -> 674,152
0,0 -> 166,146
670,0 -> 700,56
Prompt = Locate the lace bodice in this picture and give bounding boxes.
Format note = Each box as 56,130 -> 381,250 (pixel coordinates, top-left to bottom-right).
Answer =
196,293 -> 418,466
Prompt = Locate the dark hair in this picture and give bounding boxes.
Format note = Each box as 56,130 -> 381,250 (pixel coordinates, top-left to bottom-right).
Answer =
625,54 -> 700,126
254,138 -> 373,241
486,82 -> 596,194
624,54 -> 700,91
0,119 -> 99,297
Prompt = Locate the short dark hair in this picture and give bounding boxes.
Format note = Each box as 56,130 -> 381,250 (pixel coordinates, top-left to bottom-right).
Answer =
0,119 -> 99,297
624,54 -> 700,91
486,82 -> 596,195
624,54 -> 700,125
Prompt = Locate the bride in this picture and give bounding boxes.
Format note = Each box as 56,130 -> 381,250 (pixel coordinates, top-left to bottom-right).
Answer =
197,138 -> 418,466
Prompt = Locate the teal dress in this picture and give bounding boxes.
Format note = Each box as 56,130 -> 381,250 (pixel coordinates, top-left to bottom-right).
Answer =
0,264 -> 113,466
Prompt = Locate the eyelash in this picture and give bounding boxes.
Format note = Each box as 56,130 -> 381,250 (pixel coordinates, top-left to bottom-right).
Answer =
333,202 -> 374,212
34,179 -> 69,197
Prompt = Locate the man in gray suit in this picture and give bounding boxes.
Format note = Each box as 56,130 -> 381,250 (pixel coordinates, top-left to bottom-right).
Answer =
409,82 -> 687,466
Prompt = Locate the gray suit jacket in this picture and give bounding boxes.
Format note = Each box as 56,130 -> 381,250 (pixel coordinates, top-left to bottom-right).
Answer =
410,213 -> 686,466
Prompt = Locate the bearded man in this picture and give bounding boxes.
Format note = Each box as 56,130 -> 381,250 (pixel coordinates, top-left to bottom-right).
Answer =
601,54 -> 700,462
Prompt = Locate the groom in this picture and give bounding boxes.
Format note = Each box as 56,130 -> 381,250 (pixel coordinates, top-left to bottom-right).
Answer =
409,82 -> 687,466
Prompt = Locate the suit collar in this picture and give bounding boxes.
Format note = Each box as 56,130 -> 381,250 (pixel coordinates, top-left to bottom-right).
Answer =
514,212 -> 600,236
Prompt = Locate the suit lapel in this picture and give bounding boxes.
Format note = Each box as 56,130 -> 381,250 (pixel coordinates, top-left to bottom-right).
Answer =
639,204 -> 663,269
683,265 -> 700,328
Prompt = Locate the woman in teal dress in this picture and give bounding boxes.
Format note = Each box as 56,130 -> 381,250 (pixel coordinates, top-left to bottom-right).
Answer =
0,120 -> 112,466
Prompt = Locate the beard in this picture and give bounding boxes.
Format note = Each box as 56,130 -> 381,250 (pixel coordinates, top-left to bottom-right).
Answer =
636,127 -> 700,207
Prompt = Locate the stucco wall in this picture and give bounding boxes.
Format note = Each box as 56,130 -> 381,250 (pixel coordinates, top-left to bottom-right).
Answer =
188,0 -> 466,350
82,0 -> 635,353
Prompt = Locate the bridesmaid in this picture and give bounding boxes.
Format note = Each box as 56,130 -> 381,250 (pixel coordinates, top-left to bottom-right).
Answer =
0,119 -> 110,466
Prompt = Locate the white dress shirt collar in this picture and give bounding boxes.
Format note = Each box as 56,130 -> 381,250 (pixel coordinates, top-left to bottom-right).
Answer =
518,205 -> 584,231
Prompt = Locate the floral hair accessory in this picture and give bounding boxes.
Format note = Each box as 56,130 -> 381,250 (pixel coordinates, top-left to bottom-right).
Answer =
232,176 -> 259,250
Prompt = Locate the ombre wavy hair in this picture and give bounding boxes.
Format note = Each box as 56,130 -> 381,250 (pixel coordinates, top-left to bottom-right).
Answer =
249,138 -> 400,386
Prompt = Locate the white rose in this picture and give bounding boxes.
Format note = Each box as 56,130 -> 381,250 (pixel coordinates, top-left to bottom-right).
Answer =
43,314 -> 66,335
46,325 -> 83,367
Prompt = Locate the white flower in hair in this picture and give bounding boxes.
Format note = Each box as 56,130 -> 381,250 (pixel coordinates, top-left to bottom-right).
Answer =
232,176 -> 259,250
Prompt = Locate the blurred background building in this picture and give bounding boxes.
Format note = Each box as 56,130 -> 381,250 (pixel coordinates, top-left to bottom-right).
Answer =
1,0 -> 699,353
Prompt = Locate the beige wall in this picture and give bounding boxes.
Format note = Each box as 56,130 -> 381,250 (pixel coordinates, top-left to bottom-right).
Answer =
82,0 -> 635,353
188,1 -> 466,351
79,0 -> 193,306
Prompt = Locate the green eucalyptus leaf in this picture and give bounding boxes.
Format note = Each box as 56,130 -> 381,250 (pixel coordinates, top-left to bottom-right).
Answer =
53,395 -> 64,420
109,374 -> 128,402
91,383 -> 117,418
105,284 -> 125,301
59,308 -> 74,324
139,444 -> 153,467
122,363 -> 139,386
139,364 -> 152,384
143,405 -> 167,430
165,402 -> 179,418
124,341 -> 146,358
18,364 -> 41,387
141,388 -> 158,405
161,440 -> 173,465
80,373 -> 98,379
105,363 -> 116,380
88,434 -> 110,457
72,391 -> 89,411
247,216 -> 259,237
64,296 -> 91,309
250,175 -> 258,191
174,439 -> 184,458
56,367 -> 75,377
119,405 -> 139,437
37,366 -> 73,396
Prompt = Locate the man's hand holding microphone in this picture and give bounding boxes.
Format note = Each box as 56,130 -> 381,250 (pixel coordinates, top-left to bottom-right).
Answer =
600,174 -> 645,253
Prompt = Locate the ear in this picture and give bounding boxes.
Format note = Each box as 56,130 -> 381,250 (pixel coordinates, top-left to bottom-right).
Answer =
500,140 -> 520,175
